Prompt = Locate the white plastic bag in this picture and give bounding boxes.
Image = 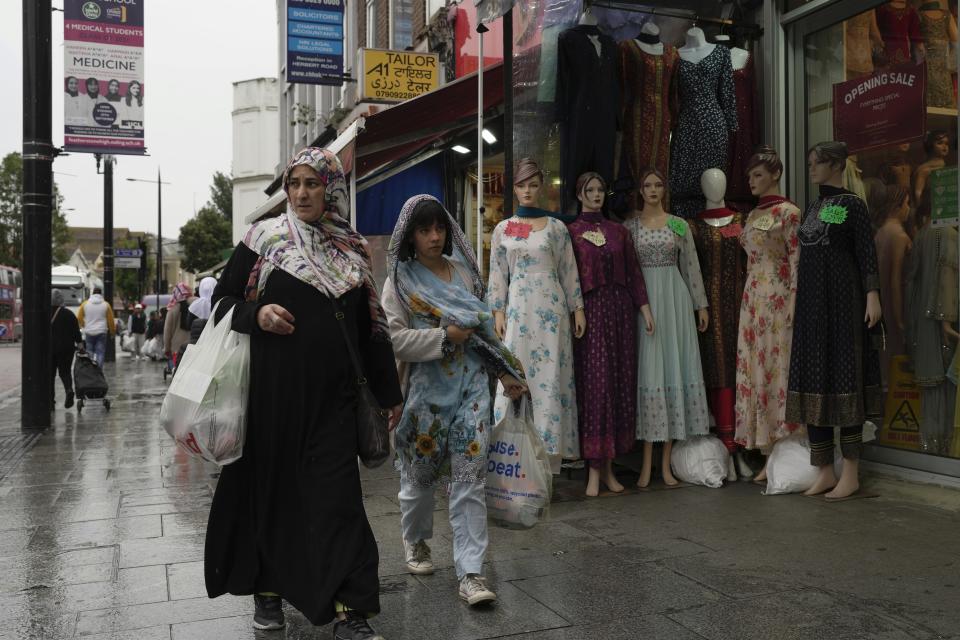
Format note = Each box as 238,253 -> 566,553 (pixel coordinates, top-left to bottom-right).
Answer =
121,333 -> 135,353
159,303 -> 249,465
670,435 -> 729,488
765,432 -> 819,495
485,397 -> 552,528
142,336 -> 163,360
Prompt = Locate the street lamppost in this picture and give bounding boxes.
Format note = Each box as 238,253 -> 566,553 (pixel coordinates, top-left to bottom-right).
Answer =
126,172 -> 170,312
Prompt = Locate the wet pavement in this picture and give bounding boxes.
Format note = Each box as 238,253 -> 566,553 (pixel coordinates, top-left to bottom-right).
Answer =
2,354 -> 960,640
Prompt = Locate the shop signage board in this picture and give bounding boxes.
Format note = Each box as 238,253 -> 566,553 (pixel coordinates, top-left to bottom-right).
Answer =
832,62 -> 926,154
359,49 -> 440,102
286,0 -> 344,85
930,166 -> 959,227
114,248 -> 142,269
63,0 -> 146,155
879,355 -> 922,451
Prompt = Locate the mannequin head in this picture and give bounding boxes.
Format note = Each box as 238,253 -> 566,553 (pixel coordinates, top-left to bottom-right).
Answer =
641,21 -> 660,37
746,145 -> 784,198
881,185 -> 911,225
513,158 -> 543,208
637,168 -> 667,210
807,141 -> 848,186
924,130 -> 950,160
576,172 -> 606,213
700,168 -> 728,205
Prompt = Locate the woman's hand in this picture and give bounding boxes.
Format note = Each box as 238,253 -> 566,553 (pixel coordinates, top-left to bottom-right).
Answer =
500,374 -> 528,400
864,291 -> 882,329
257,304 -> 295,335
640,304 -> 655,335
573,308 -> 586,338
493,311 -> 506,339
445,325 -> 474,345
387,404 -> 403,431
697,308 -> 709,333
943,320 -> 960,342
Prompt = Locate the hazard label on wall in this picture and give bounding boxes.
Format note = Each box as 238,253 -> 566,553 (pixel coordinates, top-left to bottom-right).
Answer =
879,355 -> 921,451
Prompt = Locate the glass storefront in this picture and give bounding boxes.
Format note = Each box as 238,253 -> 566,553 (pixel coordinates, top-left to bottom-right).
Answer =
792,0 -> 960,473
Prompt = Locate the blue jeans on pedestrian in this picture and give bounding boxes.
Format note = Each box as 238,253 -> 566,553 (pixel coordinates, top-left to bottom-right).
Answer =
85,333 -> 107,367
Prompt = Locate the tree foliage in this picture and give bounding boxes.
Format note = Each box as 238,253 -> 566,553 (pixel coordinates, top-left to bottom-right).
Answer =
114,235 -> 154,305
0,151 -> 72,267
178,205 -> 231,273
209,171 -> 232,221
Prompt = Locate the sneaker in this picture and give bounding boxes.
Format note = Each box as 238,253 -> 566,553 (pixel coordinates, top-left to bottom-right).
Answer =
64,391 -> 74,409
333,611 -> 385,640
459,574 -> 496,606
252,594 -> 285,631
403,539 -> 434,575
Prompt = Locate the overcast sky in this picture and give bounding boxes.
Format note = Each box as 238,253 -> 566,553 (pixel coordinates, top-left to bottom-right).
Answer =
0,0 -> 278,237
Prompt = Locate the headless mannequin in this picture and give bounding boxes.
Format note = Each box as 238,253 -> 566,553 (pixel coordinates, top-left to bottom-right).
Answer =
698,169 -> 753,481
715,33 -> 749,70
885,0 -> 927,62
579,7 -> 601,57
636,21 -> 664,56
678,26 -> 715,63
914,133 -> 951,205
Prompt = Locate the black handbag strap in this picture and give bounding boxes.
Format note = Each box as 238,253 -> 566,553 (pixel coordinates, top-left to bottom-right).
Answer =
332,299 -> 369,387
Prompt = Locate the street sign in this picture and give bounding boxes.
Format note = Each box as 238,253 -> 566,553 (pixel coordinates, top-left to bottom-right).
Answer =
359,49 -> 441,102
115,248 -> 143,269
286,0 -> 344,85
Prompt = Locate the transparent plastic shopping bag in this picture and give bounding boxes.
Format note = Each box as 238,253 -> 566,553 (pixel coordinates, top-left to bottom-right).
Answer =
484,396 -> 552,529
159,302 -> 249,465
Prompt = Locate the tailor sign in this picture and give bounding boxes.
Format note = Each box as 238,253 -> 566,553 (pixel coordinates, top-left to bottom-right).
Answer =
63,0 -> 145,155
286,0 -> 344,85
359,49 -> 441,102
832,62 -> 926,154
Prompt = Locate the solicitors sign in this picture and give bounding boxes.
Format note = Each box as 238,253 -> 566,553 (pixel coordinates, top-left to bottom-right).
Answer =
359,49 -> 441,102
64,0 -> 145,155
833,62 -> 926,154
286,0 -> 344,85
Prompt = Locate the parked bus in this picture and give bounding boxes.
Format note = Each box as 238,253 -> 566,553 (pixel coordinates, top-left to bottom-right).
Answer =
0,265 -> 21,341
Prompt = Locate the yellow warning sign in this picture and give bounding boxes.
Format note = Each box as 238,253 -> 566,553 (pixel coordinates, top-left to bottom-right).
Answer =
879,355 -> 922,451
359,49 -> 440,103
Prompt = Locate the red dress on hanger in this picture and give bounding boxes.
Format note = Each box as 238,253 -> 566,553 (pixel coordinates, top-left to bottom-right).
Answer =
876,3 -> 923,65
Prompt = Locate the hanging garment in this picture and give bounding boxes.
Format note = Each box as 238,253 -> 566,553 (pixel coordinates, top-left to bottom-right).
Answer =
567,212 -> 648,463
845,11 -> 876,77
920,9 -> 957,108
690,208 -> 748,452
624,216 -> 710,443
669,46 -> 738,218
786,186 -> 882,427
488,216 -> 584,461
874,219 -> 912,387
876,3 -> 923,66
618,40 -> 678,209
555,25 -> 620,215
726,53 -> 760,207
734,196 -> 804,453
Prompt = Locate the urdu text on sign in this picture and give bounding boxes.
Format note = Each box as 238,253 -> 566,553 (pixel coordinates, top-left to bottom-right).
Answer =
361,49 -> 440,102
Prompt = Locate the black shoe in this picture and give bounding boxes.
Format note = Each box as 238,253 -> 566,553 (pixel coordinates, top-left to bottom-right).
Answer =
64,392 -> 74,409
334,611 -> 385,640
252,594 -> 285,630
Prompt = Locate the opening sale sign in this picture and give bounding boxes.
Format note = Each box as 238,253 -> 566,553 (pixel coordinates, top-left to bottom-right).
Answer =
64,0 -> 145,155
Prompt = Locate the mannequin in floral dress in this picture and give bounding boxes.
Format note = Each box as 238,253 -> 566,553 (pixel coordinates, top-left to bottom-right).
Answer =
734,147 -> 803,483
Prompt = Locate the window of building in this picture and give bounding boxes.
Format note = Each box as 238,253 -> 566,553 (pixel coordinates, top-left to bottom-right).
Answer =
366,0 -> 377,48
391,0 -> 414,49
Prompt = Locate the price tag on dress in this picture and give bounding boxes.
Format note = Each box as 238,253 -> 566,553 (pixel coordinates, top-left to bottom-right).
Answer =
505,220 -> 532,239
752,214 -> 775,231
819,204 -> 848,225
719,222 -> 744,238
581,230 -> 607,247
666,217 -> 687,237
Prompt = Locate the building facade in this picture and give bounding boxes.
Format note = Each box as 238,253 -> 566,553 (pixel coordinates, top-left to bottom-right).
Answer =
231,78 -> 281,245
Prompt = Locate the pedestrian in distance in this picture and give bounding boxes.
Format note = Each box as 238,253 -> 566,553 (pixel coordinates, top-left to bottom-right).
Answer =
163,282 -> 195,370
145,310 -> 161,340
204,147 -> 403,640
127,303 -> 147,359
77,286 -> 115,367
381,194 -> 527,608
51,290 -> 81,408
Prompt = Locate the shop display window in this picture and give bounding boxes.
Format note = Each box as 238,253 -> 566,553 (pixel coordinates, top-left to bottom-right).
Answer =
803,0 -> 960,460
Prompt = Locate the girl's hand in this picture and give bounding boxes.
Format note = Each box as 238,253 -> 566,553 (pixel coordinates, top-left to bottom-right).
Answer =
445,325 -> 474,345
387,404 -> 403,431
500,374 -> 527,400
493,311 -> 506,339
257,304 -> 295,335
640,305 -> 655,335
697,308 -> 709,332
573,308 -> 586,338
864,291 -> 882,329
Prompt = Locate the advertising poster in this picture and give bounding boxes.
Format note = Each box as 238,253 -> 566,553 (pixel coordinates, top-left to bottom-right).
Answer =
64,0 -> 145,155
930,166 -> 959,227
832,62 -> 926,154
359,49 -> 440,102
287,0 -> 344,85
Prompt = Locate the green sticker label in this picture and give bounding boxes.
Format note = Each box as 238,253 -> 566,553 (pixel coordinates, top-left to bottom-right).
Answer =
819,204 -> 848,225
666,217 -> 686,237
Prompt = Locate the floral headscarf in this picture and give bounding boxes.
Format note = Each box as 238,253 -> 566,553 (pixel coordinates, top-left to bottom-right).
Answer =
387,194 -> 524,380
168,282 -> 192,309
243,147 -> 390,340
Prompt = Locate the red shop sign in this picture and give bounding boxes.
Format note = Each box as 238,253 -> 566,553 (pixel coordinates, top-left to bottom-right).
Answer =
832,62 -> 927,154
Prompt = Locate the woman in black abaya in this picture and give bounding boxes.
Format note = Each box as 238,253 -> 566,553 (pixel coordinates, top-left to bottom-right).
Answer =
205,147 -> 403,640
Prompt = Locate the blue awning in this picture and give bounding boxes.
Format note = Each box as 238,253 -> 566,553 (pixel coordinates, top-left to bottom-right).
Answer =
356,153 -> 444,236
